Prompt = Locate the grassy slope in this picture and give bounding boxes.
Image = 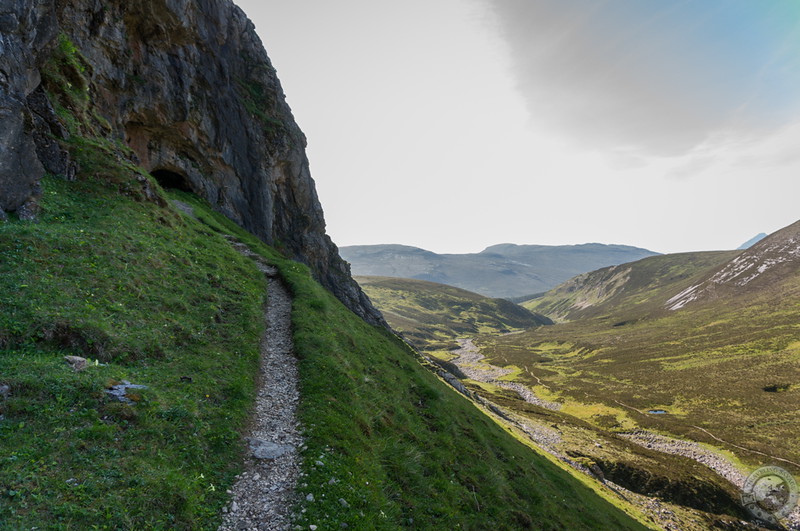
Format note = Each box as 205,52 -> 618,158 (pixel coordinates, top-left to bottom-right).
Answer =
483,252 -> 800,474
0,40 -> 650,530
0,177 -> 266,528
356,276 -> 550,354
522,251 -> 739,322
0,180 -> 650,530
200,203 -> 650,530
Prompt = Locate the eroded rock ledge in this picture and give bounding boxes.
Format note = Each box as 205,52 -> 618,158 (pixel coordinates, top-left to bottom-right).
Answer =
0,0 -> 385,326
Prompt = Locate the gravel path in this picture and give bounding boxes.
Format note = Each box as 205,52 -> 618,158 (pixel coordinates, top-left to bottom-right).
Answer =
219,243 -> 302,531
451,338 -> 561,411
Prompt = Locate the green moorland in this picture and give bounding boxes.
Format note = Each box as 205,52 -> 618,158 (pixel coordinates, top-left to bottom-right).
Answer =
0,36 -> 652,530
359,257 -> 768,526
522,251 -> 739,322
356,275 -> 551,355
482,252 -> 800,475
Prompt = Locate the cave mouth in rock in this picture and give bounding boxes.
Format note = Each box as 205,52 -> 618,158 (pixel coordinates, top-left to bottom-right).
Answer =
151,169 -> 193,193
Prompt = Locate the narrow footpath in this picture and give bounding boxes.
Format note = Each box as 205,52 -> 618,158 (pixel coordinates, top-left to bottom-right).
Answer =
219,241 -> 302,531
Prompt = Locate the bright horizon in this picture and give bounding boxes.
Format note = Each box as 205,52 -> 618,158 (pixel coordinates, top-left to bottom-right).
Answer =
236,0 -> 800,255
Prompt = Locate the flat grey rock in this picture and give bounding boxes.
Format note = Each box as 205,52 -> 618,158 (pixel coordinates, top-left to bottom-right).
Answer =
248,438 -> 292,460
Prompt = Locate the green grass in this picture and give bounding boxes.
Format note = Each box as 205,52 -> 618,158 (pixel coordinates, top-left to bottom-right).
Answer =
356,276 -> 550,355
484,257 -> 800,474
0,176 -> 266,528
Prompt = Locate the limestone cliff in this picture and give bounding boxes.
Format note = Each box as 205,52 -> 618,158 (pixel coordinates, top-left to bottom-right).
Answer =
0,0 -> 385,326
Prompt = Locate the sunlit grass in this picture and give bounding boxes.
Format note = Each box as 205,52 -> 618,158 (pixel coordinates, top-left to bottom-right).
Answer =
0,178 -> 265,528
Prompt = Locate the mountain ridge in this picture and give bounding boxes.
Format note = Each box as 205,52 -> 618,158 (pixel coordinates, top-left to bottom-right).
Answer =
524,250 -> 740,322
665,219 -> 800,311
342,242 -> 659,298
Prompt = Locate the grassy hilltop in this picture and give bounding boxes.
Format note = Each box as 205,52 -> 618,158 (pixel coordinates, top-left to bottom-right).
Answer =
356,275 -> 551,354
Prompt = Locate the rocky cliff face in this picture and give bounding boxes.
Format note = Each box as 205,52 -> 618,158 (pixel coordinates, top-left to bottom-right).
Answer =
0,0 -> 385,326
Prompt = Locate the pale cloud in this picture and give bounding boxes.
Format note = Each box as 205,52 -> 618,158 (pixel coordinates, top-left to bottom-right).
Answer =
663,156 -> 716,182
482,0 -> 800,157
733,122 -> 800,169
238,0 -> 799,256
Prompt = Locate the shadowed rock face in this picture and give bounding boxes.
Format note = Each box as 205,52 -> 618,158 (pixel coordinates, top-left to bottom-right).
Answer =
0,0 -> 385,326
0,0 -> 57,218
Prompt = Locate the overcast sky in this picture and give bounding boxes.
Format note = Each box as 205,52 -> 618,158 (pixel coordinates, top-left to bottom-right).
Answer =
236,0 -> 800,254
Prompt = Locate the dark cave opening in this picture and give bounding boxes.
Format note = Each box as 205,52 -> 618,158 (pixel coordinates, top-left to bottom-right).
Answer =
151,169 -> 193,193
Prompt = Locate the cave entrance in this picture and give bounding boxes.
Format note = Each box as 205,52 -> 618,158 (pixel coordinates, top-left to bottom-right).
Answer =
151,169 -> 193,193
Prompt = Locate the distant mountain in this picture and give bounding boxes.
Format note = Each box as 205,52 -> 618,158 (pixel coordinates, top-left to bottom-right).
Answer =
523,251 -> 739,322
341,243 -> 658,299
665,220 -> 800,310
737,233 -> 767,250
491,218 -> 800,471
356,276 -> 551,353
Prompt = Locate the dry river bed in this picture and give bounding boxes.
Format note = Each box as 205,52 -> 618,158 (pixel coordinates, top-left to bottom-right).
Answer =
447,337 -> 800,530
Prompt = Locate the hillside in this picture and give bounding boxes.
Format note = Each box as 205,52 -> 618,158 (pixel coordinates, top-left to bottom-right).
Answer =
356,276 -> 551,353
524,251 -> 739,322
341,243 -> 658,298
0,172 -> 650,531
665,219 -> 800,310
0,1 -> 652,528
0,0 -> 382,326
478,220 -> 800,488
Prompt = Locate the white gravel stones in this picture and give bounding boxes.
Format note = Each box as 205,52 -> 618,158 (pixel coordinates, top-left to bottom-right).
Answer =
450,338 -> 561,411
622,430 -> 800,529
219,245 -> 302,531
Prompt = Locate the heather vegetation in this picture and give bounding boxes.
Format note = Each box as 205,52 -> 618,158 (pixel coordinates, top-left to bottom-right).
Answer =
356,275 -> 551,354
488,282 -> 800,471
499,251 -> 800,471
363,247 -> 800,527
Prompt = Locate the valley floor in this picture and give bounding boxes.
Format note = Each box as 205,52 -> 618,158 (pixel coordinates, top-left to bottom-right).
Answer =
436,336 -> 800,530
